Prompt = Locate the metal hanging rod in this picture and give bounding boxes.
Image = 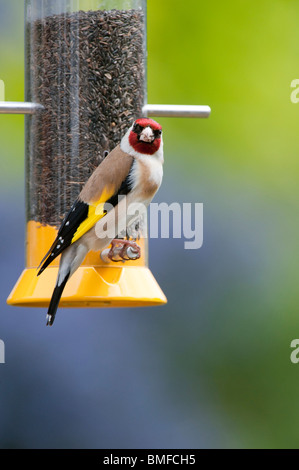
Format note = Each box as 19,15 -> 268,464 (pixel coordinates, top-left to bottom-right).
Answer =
0,101 -> 44,114
143,104 -> 211,118
0,101 -> 211,118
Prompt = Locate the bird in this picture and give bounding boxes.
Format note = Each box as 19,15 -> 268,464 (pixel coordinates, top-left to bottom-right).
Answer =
37,118 -> 164,326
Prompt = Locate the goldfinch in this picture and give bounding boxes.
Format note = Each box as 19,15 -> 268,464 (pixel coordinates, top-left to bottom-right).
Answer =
38,118 -> 164,326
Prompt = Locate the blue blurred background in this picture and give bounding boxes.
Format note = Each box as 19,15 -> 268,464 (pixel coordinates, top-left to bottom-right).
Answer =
1,0 -> 299,449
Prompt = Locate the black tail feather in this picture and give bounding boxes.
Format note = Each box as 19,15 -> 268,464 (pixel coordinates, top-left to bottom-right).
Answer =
38,254 -> 55,277
46,273 -> 70,327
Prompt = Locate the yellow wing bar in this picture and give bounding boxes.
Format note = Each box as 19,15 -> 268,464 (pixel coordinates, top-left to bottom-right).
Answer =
71,189 -> 113,245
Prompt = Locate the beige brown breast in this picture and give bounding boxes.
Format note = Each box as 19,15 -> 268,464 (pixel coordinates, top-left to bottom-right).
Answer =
79,145 -> 134,204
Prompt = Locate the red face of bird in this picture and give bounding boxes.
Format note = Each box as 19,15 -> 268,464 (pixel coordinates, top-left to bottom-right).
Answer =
128,118 -> 163,156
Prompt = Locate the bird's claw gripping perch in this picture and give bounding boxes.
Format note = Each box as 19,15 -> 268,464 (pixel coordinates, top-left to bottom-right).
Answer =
101,239 -> 141,263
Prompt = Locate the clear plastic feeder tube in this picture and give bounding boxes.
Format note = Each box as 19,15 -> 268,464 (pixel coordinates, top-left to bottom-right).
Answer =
25,0 -> 147,268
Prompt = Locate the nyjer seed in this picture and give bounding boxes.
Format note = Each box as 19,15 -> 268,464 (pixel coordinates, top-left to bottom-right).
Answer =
26,9 -> 145,228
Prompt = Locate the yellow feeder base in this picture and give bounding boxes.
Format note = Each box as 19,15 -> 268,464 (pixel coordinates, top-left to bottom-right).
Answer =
7,221 -> 167,308
7,265 -> 167,308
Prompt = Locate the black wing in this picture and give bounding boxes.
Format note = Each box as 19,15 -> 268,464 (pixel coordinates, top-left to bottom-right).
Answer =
37,199 -> 89,276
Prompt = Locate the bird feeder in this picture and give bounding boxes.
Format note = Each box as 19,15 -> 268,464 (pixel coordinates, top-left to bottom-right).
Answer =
3,0 -> 210,310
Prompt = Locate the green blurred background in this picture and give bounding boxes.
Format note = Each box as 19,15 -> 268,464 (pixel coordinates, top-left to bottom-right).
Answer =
1,0 -> 299,449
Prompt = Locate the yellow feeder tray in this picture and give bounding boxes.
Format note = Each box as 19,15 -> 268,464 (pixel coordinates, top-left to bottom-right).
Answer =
7,266 -> 167,308
7,222 -> 167,308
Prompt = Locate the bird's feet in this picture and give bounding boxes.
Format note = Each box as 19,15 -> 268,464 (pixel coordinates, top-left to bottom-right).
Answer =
104,239 -> 141,262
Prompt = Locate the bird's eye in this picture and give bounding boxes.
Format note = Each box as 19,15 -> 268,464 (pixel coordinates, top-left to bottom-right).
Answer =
133,124 -> 143,134
154,129 -> 162,138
